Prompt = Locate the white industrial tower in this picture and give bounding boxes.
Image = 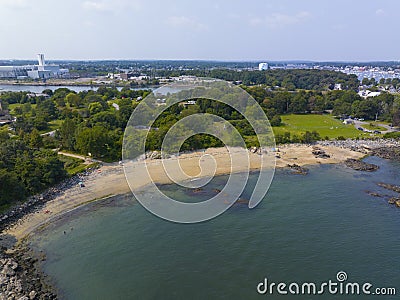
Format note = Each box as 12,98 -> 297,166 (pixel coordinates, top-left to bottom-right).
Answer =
37,54 -> 45,71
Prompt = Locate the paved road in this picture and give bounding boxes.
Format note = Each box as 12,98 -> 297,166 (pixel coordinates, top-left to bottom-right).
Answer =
353,120 -> 398,133
40,130 -> 56,137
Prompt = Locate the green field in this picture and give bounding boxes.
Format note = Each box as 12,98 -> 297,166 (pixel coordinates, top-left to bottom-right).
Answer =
362,123 -> 387,132
8,103 -> 37,114
48,119 -> 63,131
58,154 -> 100,175
272,114 -> 372,139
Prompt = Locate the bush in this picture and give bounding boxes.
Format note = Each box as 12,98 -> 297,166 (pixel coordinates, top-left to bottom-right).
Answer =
270,115 -> 282,127
384,132 -> 400,139
302,131 -> 320,143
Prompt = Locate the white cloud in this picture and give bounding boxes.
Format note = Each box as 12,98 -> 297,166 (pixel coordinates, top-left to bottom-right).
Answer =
82,1 -> 108,12
83,20 -> 95,27
250,11 -> 311,29
375,9 -> 385,16
82,0 -> 141,13
167,16 -> 208,31
0,0 -> 30,10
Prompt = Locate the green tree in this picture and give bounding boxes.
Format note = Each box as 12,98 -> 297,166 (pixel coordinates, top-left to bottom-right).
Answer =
66,93 -> 82,107
75,126 -> 111,158
270,115 -> 282,126
0,169 -> 26,206
88,102 -> 104,115
29,128 -> 43,149
59,118 -> 76,150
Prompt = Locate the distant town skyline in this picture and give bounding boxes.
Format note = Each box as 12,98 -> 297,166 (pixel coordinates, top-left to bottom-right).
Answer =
1,0 -> 399,61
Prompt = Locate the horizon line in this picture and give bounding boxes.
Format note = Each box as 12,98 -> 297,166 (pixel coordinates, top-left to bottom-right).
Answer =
1,58 -> 400,64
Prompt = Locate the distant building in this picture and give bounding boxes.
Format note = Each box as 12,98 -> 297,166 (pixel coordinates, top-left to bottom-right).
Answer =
343,119 -> 354,125
358,90 -> 381,98
258,63 -> 269,71
0,54 -> 69,79
334,83 -> 342,90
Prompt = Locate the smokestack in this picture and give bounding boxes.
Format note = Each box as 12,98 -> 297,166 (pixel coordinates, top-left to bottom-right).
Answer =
37,54 -> 45,71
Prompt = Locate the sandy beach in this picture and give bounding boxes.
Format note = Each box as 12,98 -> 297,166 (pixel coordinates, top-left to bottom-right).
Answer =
3,144 -> 365,240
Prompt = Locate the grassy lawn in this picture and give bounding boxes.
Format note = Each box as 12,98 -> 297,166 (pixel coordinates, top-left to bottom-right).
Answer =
37,119 -> 63,134
58,155 -> 86,175
370,120 -> 392,126
58,154 -> 101,175
48,119 -> 63,131
272,114 -> 372,139
8,103 -> 37,114
362,123 -> 387,132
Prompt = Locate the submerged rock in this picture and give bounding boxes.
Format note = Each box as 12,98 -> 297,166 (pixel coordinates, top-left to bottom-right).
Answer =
366,191 -> 384,198
378,183 -> 400,193
286,164 -> 308,175
344,159 -> 379,172
235,198 -> 249,205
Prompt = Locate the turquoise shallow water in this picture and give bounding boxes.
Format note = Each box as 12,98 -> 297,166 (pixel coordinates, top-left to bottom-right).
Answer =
33,157 -> 400,299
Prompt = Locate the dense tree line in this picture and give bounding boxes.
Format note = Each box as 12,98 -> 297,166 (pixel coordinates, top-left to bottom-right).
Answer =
155,69 -> 359,91
2,85 -> 400,163
242,87 -> 400,124
1,79 -> 400,209
2,67 -> 400,213
0,132 -> 66,208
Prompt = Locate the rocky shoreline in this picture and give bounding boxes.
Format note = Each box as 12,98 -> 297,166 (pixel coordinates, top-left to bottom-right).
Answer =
366,183 -> 400,208
0,167 -> 100,299
344,158 -> 379,172
0,139 -> 399,299
317,138 -> 400,153
0,168 -> 99,234
0,244 -> 57,300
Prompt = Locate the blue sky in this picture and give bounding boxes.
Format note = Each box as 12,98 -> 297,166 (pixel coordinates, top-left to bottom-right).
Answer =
0,0 -> 399,61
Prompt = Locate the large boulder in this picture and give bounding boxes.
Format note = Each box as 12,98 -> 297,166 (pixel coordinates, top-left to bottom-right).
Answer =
344,159 -> 379,172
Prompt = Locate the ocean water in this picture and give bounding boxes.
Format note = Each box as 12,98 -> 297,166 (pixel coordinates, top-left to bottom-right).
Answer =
33,157 -> 400,299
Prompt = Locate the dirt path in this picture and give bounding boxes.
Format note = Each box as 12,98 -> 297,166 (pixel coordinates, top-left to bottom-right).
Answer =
58,151 -> 100,165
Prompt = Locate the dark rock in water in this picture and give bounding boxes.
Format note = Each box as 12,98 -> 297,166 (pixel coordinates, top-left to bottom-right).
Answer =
366,191 -> 384,198
344,159 -> 379,172
371,146 -> 400,161
396,200 -> 400,208
235,198 -> 249,205
378,183 -> 400,193
287,164 -> 308,175
388,197 -> 400,205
